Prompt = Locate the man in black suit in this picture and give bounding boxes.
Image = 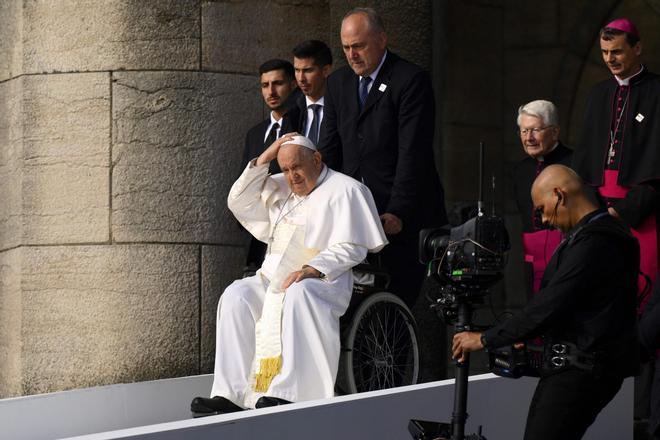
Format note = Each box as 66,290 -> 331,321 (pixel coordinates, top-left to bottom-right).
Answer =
241,59 -> 300,174
292,40 -> 332,146
242,59 -> 300,270
318,7 -> 446,306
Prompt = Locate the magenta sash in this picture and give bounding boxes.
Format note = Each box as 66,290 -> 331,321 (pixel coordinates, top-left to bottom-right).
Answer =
523,229 -> 563,293
599,169 -> 657,312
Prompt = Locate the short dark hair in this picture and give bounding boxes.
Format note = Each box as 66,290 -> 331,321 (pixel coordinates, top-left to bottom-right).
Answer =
292,40 -> 333,67
258,59 -> 295,81
600,27 -> 640,47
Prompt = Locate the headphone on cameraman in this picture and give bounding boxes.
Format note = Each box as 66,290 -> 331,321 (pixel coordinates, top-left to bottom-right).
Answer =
554,190 -> 562,206
549,190 -> 562,228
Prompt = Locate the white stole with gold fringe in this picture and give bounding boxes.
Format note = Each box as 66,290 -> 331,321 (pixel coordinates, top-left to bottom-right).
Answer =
247,221 -> 319,404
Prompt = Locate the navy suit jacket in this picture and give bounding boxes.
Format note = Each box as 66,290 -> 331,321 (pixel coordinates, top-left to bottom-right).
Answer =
318,51 -> 446,234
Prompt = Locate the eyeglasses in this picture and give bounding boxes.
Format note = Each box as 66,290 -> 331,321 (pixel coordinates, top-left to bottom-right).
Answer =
519,126 -> 552,136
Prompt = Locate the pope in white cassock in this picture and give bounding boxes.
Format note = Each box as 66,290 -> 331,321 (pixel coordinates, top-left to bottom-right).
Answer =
191,134 -> 388,415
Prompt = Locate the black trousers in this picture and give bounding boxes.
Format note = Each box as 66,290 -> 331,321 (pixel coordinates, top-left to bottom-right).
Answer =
524,369 -> 624,440
378,234 -> 425,308
651,360 -> 660,439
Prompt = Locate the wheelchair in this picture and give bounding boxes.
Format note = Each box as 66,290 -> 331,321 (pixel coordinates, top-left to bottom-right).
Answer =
335,259 -> 421,394
242,255 -> 422,395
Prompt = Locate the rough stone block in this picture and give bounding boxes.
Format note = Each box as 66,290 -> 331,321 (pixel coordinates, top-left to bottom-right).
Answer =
23,0 -> 200,74
200,244 -> 247,373
503,48 -> 564,108
0,78 -> 24,251
22,73 -> 110,244
0,0 -> 23,81
558,0 -> 592,44
368,0 -> 433,70
442,2 -> 502,126
559,0 -> 621,47
553,52 -> 584,134
441,125 -> 502,204
202,0 -> 330,74
20,244 -> 199,395
326,1 -> 433,71
504,1 -> 559,47
112,71 -> 262,244
0,249 -> 22,398
566,59 -> 610,147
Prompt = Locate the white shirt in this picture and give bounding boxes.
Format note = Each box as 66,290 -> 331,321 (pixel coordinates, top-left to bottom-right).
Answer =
263,112 -> 283,143
362,50 -> 388,94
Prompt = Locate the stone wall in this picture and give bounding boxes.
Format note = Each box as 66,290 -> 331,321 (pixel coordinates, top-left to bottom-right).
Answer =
0,0 -> 258,397
5,0 -> 656,397
0,0 -> 432,397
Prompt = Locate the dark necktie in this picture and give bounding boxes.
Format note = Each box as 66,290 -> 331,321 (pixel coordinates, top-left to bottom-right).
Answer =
264,122 -> 280,148
308,104 -> 321,145
359,76 -> 372,109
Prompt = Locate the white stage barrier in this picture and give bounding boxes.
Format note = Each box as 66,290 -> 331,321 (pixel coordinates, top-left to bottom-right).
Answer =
0,373 -> 632,440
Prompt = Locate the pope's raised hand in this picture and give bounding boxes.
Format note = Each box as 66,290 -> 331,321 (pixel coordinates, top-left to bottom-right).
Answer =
256,132 -> 298,166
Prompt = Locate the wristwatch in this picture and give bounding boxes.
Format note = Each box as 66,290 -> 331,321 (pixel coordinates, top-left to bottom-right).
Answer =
480,333 -> 488,349
303,265 -> 326,279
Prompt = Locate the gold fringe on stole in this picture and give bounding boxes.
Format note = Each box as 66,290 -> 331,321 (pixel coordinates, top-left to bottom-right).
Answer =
254,355 -> 283,392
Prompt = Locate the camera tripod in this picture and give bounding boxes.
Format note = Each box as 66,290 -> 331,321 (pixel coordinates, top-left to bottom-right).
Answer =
409,284 -> 488,440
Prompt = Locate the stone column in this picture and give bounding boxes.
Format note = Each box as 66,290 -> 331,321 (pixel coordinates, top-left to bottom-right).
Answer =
0,0 -> 264,397
0,0 -> 434,397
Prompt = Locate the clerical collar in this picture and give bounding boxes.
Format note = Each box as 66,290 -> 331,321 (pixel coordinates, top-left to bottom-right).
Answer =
305,95 -> 325,107
364,50 -> 388,83
536,142 -> 559,161
311,165 -> 329,192
615,64 -> 644,86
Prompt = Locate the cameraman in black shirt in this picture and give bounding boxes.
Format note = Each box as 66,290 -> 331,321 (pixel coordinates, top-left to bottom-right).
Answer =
453,164 -> 640,440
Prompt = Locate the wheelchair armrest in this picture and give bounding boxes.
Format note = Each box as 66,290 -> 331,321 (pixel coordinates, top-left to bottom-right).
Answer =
352,263 -> 390,289
353,263 -> 387,276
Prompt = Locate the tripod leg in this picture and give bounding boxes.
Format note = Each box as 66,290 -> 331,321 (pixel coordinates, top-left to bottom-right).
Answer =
451,302 -> 474,440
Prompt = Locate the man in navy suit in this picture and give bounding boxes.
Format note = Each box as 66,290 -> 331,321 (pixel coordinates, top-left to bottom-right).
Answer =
318,7 -> 446,306
242,59 -> 300,270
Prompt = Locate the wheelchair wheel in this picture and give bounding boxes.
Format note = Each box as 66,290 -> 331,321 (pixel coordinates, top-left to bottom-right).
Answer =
338,291 -> 420,393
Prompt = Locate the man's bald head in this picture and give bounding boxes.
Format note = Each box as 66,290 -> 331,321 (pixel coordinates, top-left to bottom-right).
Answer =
531,164 -> 598,232
532,165 -> 583,199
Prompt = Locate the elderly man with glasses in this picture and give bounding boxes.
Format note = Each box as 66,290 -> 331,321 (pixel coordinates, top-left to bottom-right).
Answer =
513,99 -> 573,295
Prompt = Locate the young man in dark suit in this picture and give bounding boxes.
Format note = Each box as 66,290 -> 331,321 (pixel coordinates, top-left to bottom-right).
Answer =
241,59 -> 300,174
292,40 -> 332,146
242,59 -> 300,270
318,7 -> 446,306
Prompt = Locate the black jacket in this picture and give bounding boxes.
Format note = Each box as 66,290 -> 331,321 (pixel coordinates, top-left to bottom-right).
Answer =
573,68 -> 660,228
513,143 -> 573,232
241,106 -> 302,175
318,51 -> 446,233
484,210 -> 640,377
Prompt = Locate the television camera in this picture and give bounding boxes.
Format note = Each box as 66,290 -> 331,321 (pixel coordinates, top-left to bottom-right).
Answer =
409,143 -> 510,440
